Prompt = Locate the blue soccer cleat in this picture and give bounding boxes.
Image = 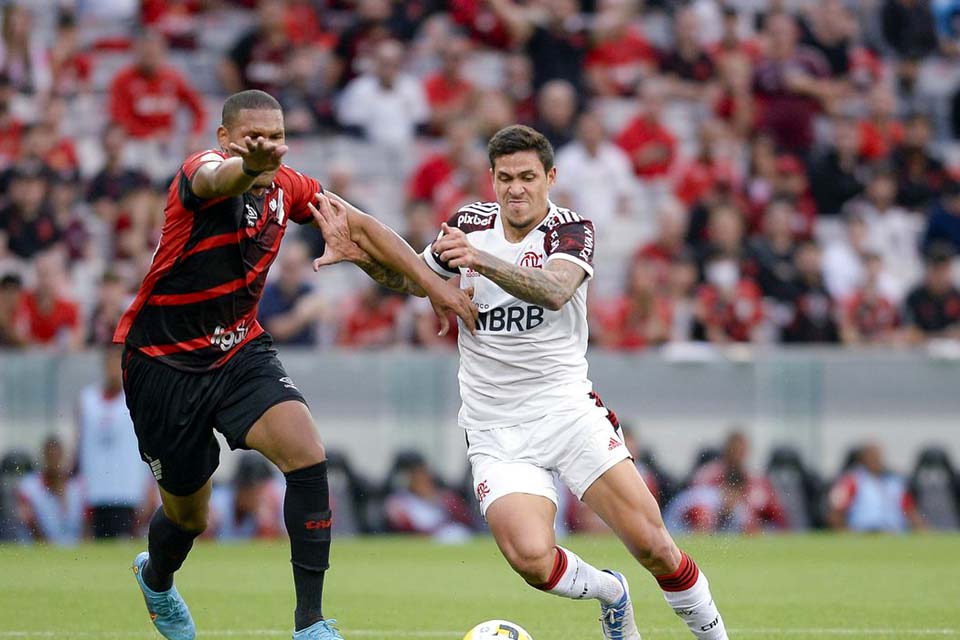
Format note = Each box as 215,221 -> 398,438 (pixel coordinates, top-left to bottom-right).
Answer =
599,570 -> 641,640
131,552 -> 196,640
293,619 -> 344,639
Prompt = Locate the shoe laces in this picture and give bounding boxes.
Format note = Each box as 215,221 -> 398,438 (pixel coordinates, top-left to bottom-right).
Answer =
318,619 -> 343,639
151,592 -> 187,618
601,602 -> 626,635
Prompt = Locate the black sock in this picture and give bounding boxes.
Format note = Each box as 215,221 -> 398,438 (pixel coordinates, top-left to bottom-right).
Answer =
284,461 -> 332,631
143,508 -> 201,592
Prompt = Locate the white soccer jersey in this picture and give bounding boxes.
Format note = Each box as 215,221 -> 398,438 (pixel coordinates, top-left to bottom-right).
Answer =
423,200 -> 597,429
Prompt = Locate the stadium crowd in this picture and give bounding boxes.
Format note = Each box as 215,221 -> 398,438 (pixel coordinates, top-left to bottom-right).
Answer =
0,0 -> 959,350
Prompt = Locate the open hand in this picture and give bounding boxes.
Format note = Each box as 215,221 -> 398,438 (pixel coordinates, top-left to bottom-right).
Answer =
227,136 -> 288,174
429,283 -> 478,336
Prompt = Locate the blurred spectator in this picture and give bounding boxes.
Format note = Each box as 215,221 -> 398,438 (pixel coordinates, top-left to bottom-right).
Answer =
782,241 -> 840,343
839,252 -> 901,345
745,199 -> 798,302
407,119 -> 481,206
0,3 -> 51,98
922,180 -> 960,256
337,39 -> 429,150
533,79 -> 578,149
634,200 -> 689,281
843,167 -> 923,300
333,0 -> 409,88
0,273 -> 24,347
15,248 -> 82,351
502,53 -> 536,124
47,11 -> 91,99
665,466 -> 782,534
553,110 -> 636,228
616,80 -> 677,180
258,240 -> 326,346
659,7 -> 717,102
892,113 -> 947,211
828,441 -> 924,531
902,244 -> 960,344
87,271 -> 131,346
384,452 -> 474,542
823,213 -> 887,303
339,284 -> 404,348
208,453 -> 284,540
16,436 -> 83,545
594,257 -> 671,350
664,251 -> 700,342
691,431 -> 788,529
220,0 -> 292,96
108,31 -> 206,176
678,119 -> 741,206
0,73 -> 22,169
752,12 -> 834,155
423,34 -> 476,134
489,0 -> 589,95
858,85 -> 904,162
808,117 -> 866,215
694,250 -> 764,344
696,204 -> 748,269
585,0 -> 655,97
76,345 -> 148,538
799,0 -> 855,78
881,0 -> 938,59
0,161 -> 58,260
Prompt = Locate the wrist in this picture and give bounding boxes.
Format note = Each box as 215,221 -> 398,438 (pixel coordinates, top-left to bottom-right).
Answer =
241,161 -> 264,178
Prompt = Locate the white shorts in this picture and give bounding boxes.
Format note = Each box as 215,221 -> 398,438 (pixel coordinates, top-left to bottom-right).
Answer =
466,404 -> 631,517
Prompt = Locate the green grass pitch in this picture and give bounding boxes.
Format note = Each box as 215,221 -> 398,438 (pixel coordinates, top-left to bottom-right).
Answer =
1,534 -> 958,639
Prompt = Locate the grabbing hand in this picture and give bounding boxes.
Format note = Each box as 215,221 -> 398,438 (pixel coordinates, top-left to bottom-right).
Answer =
429,283 -> 478,337
227,135 -> 289,174
433,223 -> 480,270
308,192 -> 370,269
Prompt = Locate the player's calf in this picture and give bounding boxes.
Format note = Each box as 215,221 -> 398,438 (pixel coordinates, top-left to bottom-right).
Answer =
284,461 -> 333,632
655,551 -> 728,640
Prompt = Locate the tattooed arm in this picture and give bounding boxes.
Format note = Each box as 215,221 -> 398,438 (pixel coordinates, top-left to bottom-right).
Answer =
353,254 -> 430,297
432,223 -> 586,311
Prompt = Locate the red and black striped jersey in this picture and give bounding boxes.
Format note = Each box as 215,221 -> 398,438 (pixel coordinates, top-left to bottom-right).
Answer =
113,149 -> 322,372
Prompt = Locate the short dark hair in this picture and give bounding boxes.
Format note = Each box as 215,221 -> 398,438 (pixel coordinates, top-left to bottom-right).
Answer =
222,90 -> 282,128
487,124 -> 554,173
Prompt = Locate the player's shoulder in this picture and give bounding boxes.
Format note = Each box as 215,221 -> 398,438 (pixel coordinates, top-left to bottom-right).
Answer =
449,201 -> 499,233
539,204 -> 593,232
184,148 -> 227,169
273,165 -> 322,198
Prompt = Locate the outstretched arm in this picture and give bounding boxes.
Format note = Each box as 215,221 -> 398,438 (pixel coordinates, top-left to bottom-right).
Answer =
190,136 -> 288,200
310,194 -> 477,335
432,223 -> 586,311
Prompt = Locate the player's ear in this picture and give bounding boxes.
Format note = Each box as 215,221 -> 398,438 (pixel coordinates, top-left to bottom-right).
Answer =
546,166 -> 557,186
216,125 -> 230,153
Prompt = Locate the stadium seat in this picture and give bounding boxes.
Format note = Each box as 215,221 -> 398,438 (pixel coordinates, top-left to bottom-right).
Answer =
324,450 -> 378,535
637,449 -> 679,506
766,446 -> 825,530
0,450 -> 34,541
908,447 -> 960,530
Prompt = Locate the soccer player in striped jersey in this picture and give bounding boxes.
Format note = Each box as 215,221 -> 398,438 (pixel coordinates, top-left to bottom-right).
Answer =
115,90 -> 478,640
312,125 -> 729,640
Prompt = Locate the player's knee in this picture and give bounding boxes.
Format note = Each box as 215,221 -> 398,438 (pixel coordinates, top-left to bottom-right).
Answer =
630,527 -> 680,575
167,508 -> 209,534
274,440 -> 326,474
504,540 -> 555,584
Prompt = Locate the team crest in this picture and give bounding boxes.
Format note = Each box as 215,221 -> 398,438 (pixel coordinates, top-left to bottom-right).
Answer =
519,251 -> 542,268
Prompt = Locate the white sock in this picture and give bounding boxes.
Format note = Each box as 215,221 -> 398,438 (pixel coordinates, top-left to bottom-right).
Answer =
658,553 -> 727,640
536,546 -> 625,605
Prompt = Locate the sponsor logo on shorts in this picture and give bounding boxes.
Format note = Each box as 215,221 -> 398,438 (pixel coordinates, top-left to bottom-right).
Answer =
476,480 -> 491,503
608,437 -> 622,451
210,323 -> 248,351
280,376 -> 298,390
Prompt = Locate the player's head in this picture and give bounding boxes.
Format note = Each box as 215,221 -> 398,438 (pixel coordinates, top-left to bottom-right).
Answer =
219,90 -> 284,188
487,125 -> 556,232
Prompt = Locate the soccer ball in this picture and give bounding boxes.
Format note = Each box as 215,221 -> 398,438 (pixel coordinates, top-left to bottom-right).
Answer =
463,620 -> 534,640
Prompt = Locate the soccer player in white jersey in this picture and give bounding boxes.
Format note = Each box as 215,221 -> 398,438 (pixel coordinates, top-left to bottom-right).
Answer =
308,125 -> 728,640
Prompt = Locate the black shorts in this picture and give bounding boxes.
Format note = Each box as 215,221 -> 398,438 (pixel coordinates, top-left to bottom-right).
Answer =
122,334 -> 307,496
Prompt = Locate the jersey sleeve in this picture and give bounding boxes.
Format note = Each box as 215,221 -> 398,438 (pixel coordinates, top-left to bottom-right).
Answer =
422,210 -> 461,277
178,149 -> 227,210
543,219 -> 595,278
281,167 -> 324,225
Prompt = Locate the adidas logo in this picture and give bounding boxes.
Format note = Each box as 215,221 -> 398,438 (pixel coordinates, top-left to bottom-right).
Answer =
608,438 -> 622,451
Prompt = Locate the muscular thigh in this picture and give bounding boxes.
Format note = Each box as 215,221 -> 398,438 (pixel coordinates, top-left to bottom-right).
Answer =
485,493 -> 558,563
